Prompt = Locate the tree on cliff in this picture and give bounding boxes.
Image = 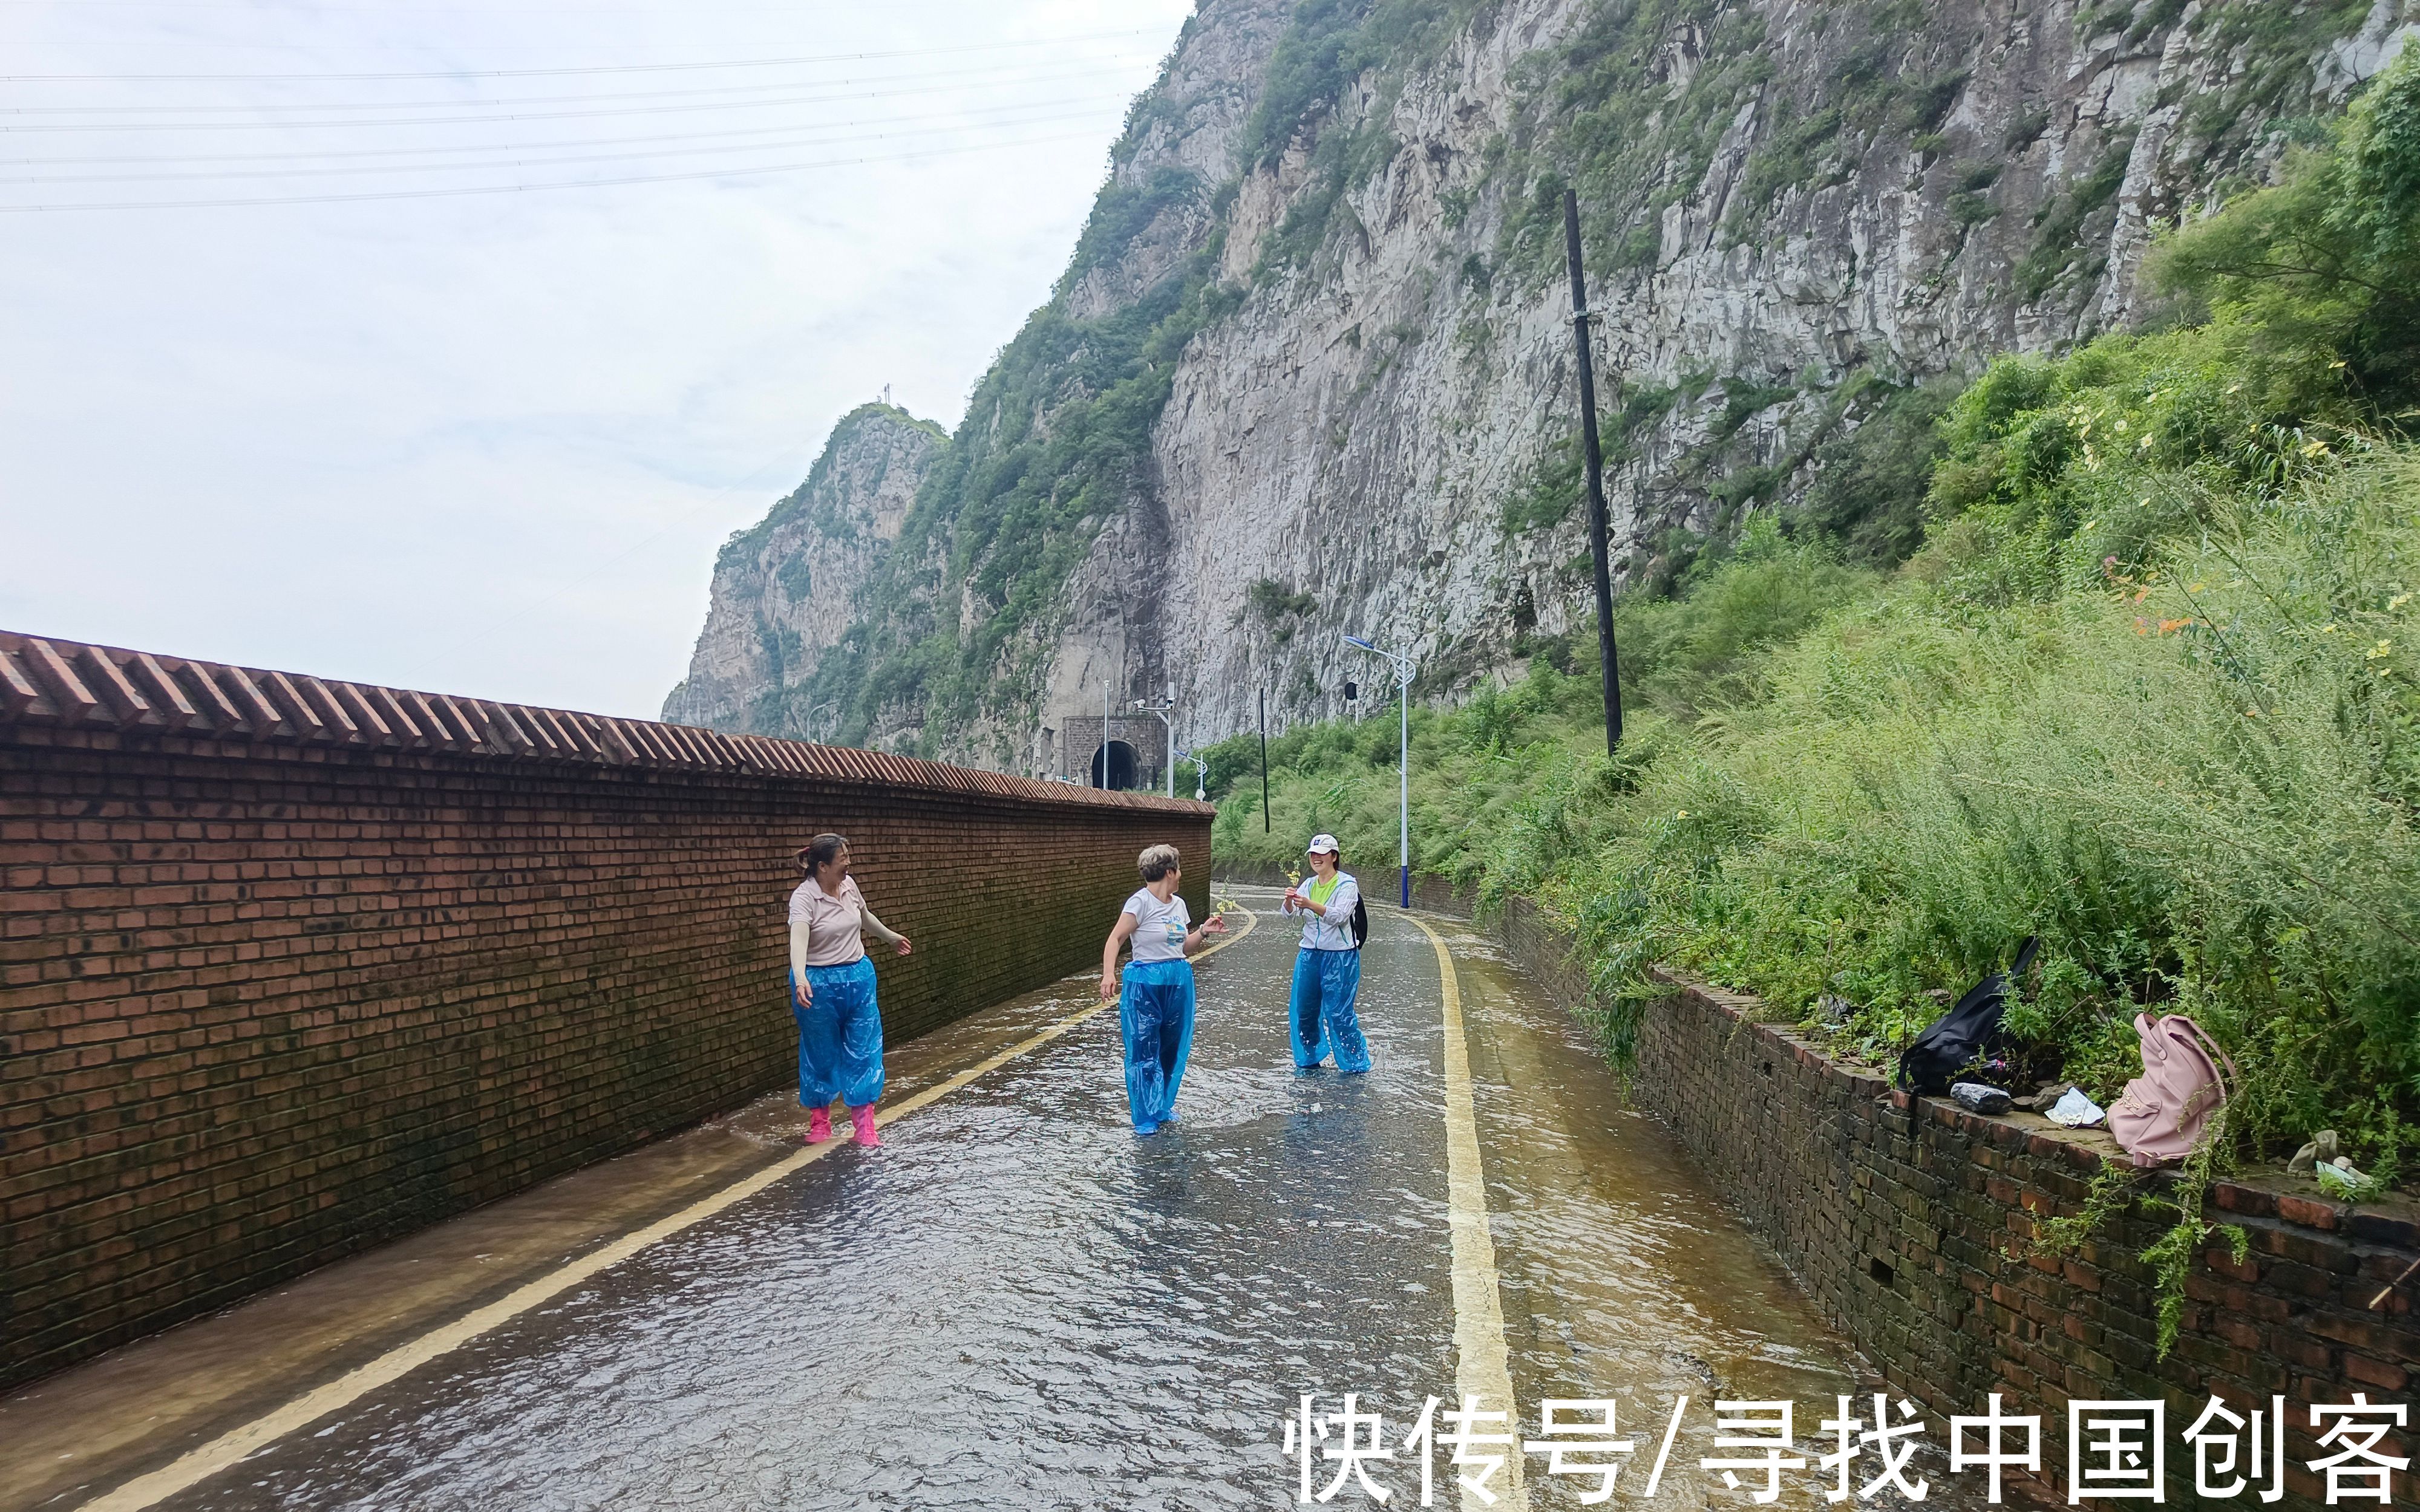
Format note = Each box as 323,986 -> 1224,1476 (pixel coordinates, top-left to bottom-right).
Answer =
2156,42 -> 2420,422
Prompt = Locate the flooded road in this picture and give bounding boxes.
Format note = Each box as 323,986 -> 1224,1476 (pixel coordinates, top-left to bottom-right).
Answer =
31,893 -> 1980,1510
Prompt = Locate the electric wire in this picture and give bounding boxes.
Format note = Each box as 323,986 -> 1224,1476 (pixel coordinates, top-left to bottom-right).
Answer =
3,101 -> 1129,184
0,125 -> 1106,209
6,92 -> 1141,168
1,51 -> 1152,113
2,62 -> 1154,131
2,27 -> 1162,82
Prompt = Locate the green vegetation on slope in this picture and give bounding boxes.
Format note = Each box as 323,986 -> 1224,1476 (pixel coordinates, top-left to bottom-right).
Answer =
717,402 -> 943,563
1470,0 -> 2379,582
1208,51 -> 2420,1182
786,235 -> 1241,757
1235,0 -> 1491,273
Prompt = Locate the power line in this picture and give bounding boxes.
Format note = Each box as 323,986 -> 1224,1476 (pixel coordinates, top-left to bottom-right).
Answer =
0,125 -> 1107,209
9,0 -> 1037,6
6,93 -> 1139,168
2,62 -> 1145,131
2,28 -> 1162,82
5,104 -> 1127,184
1,51 -> 1151,113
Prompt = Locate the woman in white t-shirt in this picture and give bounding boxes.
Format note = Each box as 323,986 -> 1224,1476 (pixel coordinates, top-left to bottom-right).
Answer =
1097,843 -> 1226,1135
788,832 -> 911,1147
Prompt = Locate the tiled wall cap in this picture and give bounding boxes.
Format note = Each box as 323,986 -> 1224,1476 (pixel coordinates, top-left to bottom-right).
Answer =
0,628 -> 1212,816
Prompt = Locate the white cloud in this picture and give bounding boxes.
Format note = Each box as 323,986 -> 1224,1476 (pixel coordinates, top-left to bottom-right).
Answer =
0,0 -> 1194,715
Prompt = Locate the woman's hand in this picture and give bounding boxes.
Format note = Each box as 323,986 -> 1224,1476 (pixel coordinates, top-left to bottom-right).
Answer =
1099,969 -> 1119,1003
894,936 -> 913,957
1282,887 -> 1303,911
794,977 -> 813,1009
1202,913 -> 1230,935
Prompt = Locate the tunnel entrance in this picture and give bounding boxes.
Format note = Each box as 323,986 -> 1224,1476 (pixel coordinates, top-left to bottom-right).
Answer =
1090,740 -> 1139,790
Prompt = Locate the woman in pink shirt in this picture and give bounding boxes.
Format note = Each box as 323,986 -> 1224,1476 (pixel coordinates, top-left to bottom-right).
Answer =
789,833 -> 911,1146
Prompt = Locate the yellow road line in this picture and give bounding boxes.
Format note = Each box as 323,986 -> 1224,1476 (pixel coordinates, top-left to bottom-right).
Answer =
76,905 -> 1257,1512
1404,911 -> 1529,1512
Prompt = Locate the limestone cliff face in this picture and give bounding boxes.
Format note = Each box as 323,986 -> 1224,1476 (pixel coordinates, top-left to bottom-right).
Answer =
670,0 -> 2417,772
1093,0 -> 2420,754
662,404 -> 942,737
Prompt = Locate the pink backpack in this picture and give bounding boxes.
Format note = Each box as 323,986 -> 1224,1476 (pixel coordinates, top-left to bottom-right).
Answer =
2108,1013 -> 2236,1167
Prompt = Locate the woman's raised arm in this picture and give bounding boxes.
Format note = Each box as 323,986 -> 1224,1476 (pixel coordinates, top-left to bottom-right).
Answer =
860,899 -> 911,956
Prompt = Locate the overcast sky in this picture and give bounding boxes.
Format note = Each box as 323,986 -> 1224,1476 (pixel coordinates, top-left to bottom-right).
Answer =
1,0 -> 1195,718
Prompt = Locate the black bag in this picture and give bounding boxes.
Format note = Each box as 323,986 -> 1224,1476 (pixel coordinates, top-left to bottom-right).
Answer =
1349,892 -> 1370,950
1897,936 -> 2039,1097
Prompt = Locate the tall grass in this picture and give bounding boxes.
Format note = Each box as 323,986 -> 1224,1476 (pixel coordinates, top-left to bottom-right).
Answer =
1210,444 -> 2419,1162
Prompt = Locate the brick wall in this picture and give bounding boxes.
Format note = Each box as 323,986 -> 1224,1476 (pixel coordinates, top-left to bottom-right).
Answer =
1497,898 -> 2418,1510
0,632 -> 1210,1389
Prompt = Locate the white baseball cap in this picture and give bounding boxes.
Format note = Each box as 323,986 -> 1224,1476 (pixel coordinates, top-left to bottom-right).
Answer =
1306,833 -> 1340,855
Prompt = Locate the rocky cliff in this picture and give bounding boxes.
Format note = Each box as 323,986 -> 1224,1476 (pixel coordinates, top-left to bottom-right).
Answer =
663,403 -> 943,737
669,0 -> 2418,771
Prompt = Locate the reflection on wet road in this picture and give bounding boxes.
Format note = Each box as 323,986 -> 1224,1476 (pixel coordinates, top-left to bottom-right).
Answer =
119,893 -> 1973,1510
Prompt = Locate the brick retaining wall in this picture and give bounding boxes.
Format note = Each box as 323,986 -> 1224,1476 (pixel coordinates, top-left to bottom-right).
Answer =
0,631 -> 1211,1389
1496,896 -> 2418,1509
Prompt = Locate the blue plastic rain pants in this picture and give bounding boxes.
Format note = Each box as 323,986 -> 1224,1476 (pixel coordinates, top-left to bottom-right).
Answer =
1289,947 -> 1370,1073
793,956 -> 886,1109
1119,957 -> 1196,1133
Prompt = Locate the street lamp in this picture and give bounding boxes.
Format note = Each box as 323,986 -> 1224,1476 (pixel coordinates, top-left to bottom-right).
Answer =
1133,681 -> 1179,798
1175,744 -> 1208,801
1342,633 -> 1414,908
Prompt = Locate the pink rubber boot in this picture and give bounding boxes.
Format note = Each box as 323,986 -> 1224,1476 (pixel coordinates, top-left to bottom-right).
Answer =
806,1106 -> 831,1144
851,1103 -> 880,1147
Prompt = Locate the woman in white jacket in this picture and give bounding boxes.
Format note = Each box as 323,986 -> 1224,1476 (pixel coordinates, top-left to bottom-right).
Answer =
1282,833 -> 1370,1073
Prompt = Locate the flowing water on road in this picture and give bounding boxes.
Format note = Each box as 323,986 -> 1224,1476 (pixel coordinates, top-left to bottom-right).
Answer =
131,891 -> 1979,1510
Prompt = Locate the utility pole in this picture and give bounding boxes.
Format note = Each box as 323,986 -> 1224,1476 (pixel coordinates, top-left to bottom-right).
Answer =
1258,688 -> 1270,833
1343,634 -> 1415,908
1562,187 -> 1625,754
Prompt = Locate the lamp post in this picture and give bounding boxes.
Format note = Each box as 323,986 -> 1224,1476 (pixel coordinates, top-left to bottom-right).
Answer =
1133,682 -> 1178,798
1258,688 -> 1270,833
1342,633 -> 1414,908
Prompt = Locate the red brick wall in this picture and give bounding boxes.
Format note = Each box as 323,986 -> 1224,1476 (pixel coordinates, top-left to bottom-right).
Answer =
1496,898 -> 2416,1510
1,723 -> 1209,1389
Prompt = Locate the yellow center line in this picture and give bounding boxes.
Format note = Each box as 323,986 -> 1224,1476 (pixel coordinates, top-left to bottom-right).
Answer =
1404,911 -> 1529,1512
75,904 -> 1258,1512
